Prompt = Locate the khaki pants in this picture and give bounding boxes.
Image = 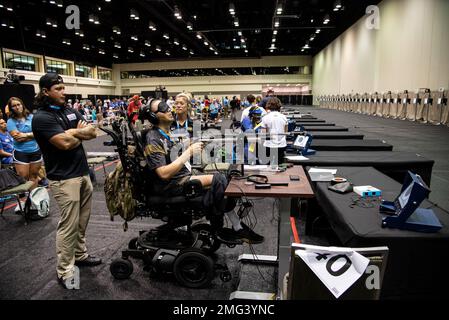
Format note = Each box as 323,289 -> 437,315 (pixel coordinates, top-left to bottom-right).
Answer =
49,176 -> 93,280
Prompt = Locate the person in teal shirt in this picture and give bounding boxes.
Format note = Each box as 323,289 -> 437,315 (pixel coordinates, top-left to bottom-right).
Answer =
6,97 -> 43,189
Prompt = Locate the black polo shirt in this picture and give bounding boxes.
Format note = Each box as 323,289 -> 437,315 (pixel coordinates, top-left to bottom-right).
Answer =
32,107 -> 89,181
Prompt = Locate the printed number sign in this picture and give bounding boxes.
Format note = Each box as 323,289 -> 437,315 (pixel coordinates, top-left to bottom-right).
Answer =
296,247 -> 370,298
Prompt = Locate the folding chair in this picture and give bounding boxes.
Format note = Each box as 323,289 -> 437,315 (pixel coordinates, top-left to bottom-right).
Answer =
87,157 -> 108,184
0,181 -> 35,224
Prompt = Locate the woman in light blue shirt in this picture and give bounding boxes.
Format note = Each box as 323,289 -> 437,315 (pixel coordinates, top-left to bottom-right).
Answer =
7,97 -> 43,189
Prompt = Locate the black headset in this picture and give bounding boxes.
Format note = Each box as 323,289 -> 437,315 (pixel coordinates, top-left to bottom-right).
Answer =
140,98 -> 165,125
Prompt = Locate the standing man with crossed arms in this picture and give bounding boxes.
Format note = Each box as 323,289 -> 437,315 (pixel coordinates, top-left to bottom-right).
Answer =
32,73 -> 101,290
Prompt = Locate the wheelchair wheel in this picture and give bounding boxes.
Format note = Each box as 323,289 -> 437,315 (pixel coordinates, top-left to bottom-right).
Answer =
128,237 -> 139,250
173,249 -> 214,288
191,223 -> 221,254
110,258 -> 133,280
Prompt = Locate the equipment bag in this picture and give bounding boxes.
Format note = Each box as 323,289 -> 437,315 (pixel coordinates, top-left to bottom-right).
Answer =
104,162 -> 136,231
30,187 -> 50,218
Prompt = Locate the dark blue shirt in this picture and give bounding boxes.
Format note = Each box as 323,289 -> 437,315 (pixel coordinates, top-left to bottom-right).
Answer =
0,131 -> 14,164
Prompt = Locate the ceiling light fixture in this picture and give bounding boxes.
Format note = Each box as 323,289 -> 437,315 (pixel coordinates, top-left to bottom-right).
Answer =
276,3 -> 283,15
174,6 -> 182,19
149,21 -> 157,31
229,3 -> 235,15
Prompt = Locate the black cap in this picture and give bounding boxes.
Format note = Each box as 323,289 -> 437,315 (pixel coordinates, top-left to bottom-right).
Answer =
39,73 -> 64,90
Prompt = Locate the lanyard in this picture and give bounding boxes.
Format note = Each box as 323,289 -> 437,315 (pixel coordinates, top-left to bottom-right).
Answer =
50,105 -> 61,110
177,120 -> 188,131
158,129 -> 172,143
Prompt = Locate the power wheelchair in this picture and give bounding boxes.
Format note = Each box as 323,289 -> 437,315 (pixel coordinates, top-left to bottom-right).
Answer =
101,118 -> 247,288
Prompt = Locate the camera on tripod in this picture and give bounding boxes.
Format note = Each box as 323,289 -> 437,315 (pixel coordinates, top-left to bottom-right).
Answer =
4,70 -> 25,84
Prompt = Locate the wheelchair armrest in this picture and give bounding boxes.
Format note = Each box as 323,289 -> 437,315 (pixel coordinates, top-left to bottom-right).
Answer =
183,179 -> 203,199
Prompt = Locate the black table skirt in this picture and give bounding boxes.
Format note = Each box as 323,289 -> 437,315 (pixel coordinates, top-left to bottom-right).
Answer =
310,166 -> 449,299
287,151 -> 434,185
297,123 -> 336,127
304,126 -> 349,132
310,139 -> 393,151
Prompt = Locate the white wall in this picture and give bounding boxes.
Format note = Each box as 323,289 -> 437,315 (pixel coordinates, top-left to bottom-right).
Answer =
313,0 -> 449,103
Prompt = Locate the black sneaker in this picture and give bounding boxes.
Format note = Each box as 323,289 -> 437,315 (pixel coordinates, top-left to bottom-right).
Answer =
75,255 -> 102,267
235,222 -> 265,244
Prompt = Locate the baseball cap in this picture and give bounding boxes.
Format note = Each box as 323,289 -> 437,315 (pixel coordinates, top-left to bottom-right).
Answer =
39,73 -> 64,90
132,95 -> 140,100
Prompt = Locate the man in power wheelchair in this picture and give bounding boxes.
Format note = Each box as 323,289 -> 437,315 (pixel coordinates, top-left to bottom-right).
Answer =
102,99 -> 263,288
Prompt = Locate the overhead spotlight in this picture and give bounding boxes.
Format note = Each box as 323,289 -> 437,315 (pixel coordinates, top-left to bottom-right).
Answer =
113,53 -> 119,59
316,29 -> 321,33
273,30 -> 278,35
131,35 -> 138,41
274,18 -> 280,27
310,34 -> 315,41
149,21 -> 157,31
62,39 -> 71,45
114,42 -> 121,48
155,46 -> 161,52
237,31 -> 242,36
214,51 -> 218,55
189,50 -> 194,55
99,49 -> 106,55
128,47 -> 134,53
140,51 -> 145,57
244,49 -> 248,53
276,3 -> 283,15
334,0 -> 342,9
83,44 -> 90,51
229,3 -> 235,15
187,22 -> 193,30
323,14 -> 330,24
174,6 -> 182,19
182,45 -> 187,51
98,37 -> 105,43
163,33 -> 169,39
234,17 -> 239,27
173,38 -> 179,45
203,41 -> 209,46
165,51 -> 170,56
209,46 -> 214,51
196,33 -> 202,39
130,8 -> 139,20
272,38 -> 276,42
113,26 -> 121,34
145,40 -> 151,47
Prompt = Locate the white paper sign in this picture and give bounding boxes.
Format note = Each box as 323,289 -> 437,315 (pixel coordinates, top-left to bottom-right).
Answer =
285,155 -> 309,161
296,247 -> 370,298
